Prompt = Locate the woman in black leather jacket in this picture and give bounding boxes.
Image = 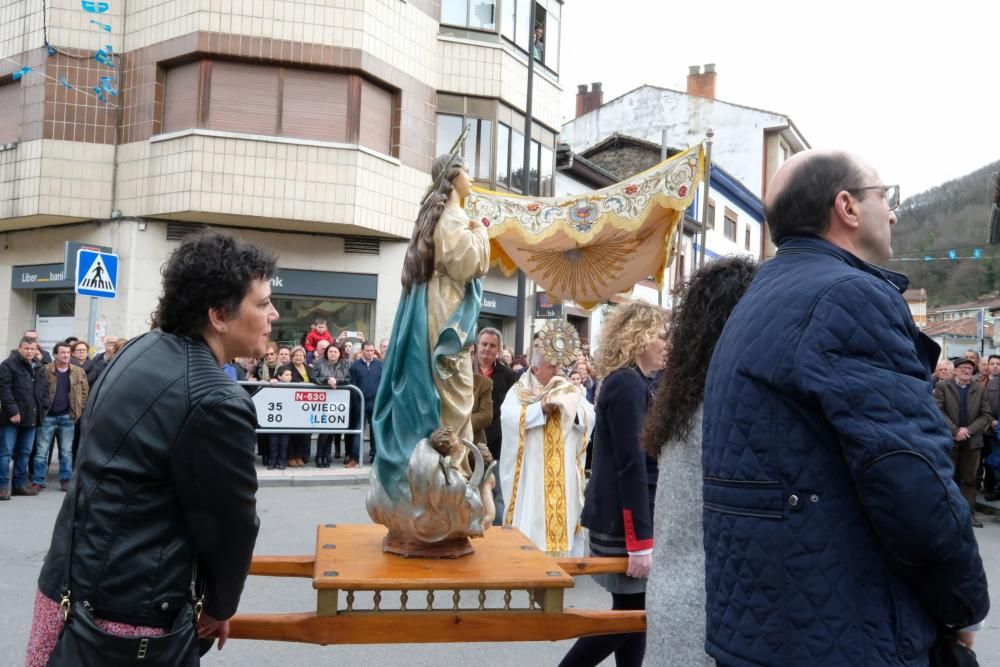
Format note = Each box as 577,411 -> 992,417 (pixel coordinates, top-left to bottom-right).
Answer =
27,232 -> 278,665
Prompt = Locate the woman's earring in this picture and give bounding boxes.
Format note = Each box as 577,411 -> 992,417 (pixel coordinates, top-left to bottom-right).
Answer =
221,326 -> 228,333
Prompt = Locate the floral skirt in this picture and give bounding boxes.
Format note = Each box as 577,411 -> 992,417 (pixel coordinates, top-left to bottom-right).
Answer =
25,589 -> 165,667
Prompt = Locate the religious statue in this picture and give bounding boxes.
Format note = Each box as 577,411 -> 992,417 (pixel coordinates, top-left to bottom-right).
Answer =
366,134 -> 495,557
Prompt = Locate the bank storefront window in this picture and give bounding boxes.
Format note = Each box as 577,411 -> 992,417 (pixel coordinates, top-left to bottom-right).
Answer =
267,268 -> 378,349
272,297 -> 372,349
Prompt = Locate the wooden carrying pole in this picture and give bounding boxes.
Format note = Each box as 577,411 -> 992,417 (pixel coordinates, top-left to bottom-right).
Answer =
230,549 -> 643,646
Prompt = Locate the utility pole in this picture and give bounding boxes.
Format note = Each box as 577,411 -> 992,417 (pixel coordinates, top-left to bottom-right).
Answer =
515,41 -> 536,357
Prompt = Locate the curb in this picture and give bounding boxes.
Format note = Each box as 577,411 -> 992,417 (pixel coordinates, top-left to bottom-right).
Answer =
255,466 -> 370,488
976,497 -> 999,517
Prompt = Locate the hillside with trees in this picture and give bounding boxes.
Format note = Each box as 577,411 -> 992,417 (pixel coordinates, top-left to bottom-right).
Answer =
890,160 -> 1000,307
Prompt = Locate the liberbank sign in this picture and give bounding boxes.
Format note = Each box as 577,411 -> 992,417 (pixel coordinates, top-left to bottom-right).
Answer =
12,264 -> 73,290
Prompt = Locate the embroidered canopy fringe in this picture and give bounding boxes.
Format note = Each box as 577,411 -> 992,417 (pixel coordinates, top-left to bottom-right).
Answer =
465,144 -> 704,308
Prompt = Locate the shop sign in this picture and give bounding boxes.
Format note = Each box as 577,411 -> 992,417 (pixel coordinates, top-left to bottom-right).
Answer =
12,264 -> 73,290
64,241 -> 113,282
481,291 -> 518,317
535,291 -> 562,319
269,268 -> 377,300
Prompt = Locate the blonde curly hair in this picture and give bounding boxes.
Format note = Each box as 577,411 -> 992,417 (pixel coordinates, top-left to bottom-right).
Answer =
594,301 -> 667,377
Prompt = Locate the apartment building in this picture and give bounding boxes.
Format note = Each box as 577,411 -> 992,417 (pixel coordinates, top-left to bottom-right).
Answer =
0,0 -> 563,352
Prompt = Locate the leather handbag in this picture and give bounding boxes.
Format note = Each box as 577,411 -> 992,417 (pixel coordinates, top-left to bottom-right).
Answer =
46,597 -> 200,666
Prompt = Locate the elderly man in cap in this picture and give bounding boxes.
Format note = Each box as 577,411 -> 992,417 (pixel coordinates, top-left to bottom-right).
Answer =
935,356 -> 993,527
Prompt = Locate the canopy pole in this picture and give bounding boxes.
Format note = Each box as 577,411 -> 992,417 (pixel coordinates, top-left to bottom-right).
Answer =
659,130 -> 668,307
698,128 -> 715,270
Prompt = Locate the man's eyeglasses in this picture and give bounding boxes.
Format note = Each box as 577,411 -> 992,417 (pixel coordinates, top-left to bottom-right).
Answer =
849,184 -> 900,211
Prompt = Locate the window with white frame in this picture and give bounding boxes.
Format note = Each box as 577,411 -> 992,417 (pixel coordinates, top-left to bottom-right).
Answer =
724,208 -> 738,242
443,0 -> 562,74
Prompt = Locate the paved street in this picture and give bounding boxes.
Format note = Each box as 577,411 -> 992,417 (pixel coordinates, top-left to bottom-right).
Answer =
2,481 -> 999,666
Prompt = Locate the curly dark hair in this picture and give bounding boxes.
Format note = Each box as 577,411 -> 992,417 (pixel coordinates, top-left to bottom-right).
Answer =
150,232 -> 277,338
401,154 -> 466,292
642,255 -> 758,457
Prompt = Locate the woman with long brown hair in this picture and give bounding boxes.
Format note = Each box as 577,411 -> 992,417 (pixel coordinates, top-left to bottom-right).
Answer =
641,255 -> 757,666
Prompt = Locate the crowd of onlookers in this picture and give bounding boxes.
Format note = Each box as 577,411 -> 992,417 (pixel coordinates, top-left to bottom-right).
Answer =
237,318 -> 600,473
931,349 -> 1000,523
0,330 -> 125,500
0,318 -> 603,490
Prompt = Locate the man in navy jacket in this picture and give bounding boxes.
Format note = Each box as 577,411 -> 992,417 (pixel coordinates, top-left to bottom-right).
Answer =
350,341 -> 383,464
703,150 -> 988,666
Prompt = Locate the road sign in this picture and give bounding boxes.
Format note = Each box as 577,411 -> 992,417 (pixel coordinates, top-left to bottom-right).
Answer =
75,249 -> 118,299
251,386 -> 352,432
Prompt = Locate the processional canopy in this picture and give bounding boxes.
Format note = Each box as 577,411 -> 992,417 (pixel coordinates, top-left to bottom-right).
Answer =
466,144 -> 704,308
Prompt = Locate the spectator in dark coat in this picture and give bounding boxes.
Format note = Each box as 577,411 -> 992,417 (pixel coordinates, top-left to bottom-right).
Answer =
282,346 -> 316,467
476,327 -> 516,525
314,343 -> 352,466
934,357 -> 993,527
703,150 -> 988,666
69,340 -> 90,369
83,335 -> 118,386
0,337 -> 51,498
984,355 -> 1000,501
22,330 -> 52,365
350,342 -> 382,464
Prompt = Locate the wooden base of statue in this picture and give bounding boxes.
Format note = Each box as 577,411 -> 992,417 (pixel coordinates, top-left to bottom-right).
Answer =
382,534 -> 474,558
313,524 -> 572,615
229,524 -> 645,646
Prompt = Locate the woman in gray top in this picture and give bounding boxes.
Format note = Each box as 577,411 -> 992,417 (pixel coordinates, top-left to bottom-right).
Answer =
642,256 -> 757,667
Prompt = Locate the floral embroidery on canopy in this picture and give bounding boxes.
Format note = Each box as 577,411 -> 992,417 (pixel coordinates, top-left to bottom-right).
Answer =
465,144 -> 704,308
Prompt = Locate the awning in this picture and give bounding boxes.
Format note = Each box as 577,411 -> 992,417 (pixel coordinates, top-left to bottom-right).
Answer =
465,145 -> 703,308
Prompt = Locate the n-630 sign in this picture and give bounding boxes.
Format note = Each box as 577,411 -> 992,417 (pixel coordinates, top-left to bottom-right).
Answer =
250,386 -> 351,432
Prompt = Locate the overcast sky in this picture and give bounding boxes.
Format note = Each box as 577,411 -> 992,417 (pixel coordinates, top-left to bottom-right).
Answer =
557,0 -> 999,197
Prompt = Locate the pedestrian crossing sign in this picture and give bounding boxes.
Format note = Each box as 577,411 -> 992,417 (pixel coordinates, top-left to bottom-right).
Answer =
75,249 -> 118,299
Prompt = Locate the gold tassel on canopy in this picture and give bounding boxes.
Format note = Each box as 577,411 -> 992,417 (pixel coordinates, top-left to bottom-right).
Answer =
465,145 -> 704,308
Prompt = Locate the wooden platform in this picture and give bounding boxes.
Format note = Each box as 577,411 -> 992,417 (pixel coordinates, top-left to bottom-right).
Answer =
312,524 -> 573,615
227,524 -> 646,645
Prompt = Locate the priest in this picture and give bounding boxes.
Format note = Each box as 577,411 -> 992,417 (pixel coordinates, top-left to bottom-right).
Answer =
499,328 -> 595,556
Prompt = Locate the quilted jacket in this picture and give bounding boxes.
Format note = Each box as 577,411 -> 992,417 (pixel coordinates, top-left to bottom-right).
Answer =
702,236 -> 989,667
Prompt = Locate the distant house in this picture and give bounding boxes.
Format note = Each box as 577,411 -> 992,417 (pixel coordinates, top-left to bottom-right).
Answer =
922,317 -> 995,359
903,288 -> 928,328
561,64 -> 810,257
927,296 -> 1000,324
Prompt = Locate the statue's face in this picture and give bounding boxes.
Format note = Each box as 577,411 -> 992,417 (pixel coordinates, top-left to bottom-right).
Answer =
452,167 -> 472,199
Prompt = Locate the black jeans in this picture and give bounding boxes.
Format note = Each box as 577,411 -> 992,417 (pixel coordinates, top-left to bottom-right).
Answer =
363,410 -> 376,461
558,592 -> 645,667
983,434 -> 997,492
317,433 -> 342,459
